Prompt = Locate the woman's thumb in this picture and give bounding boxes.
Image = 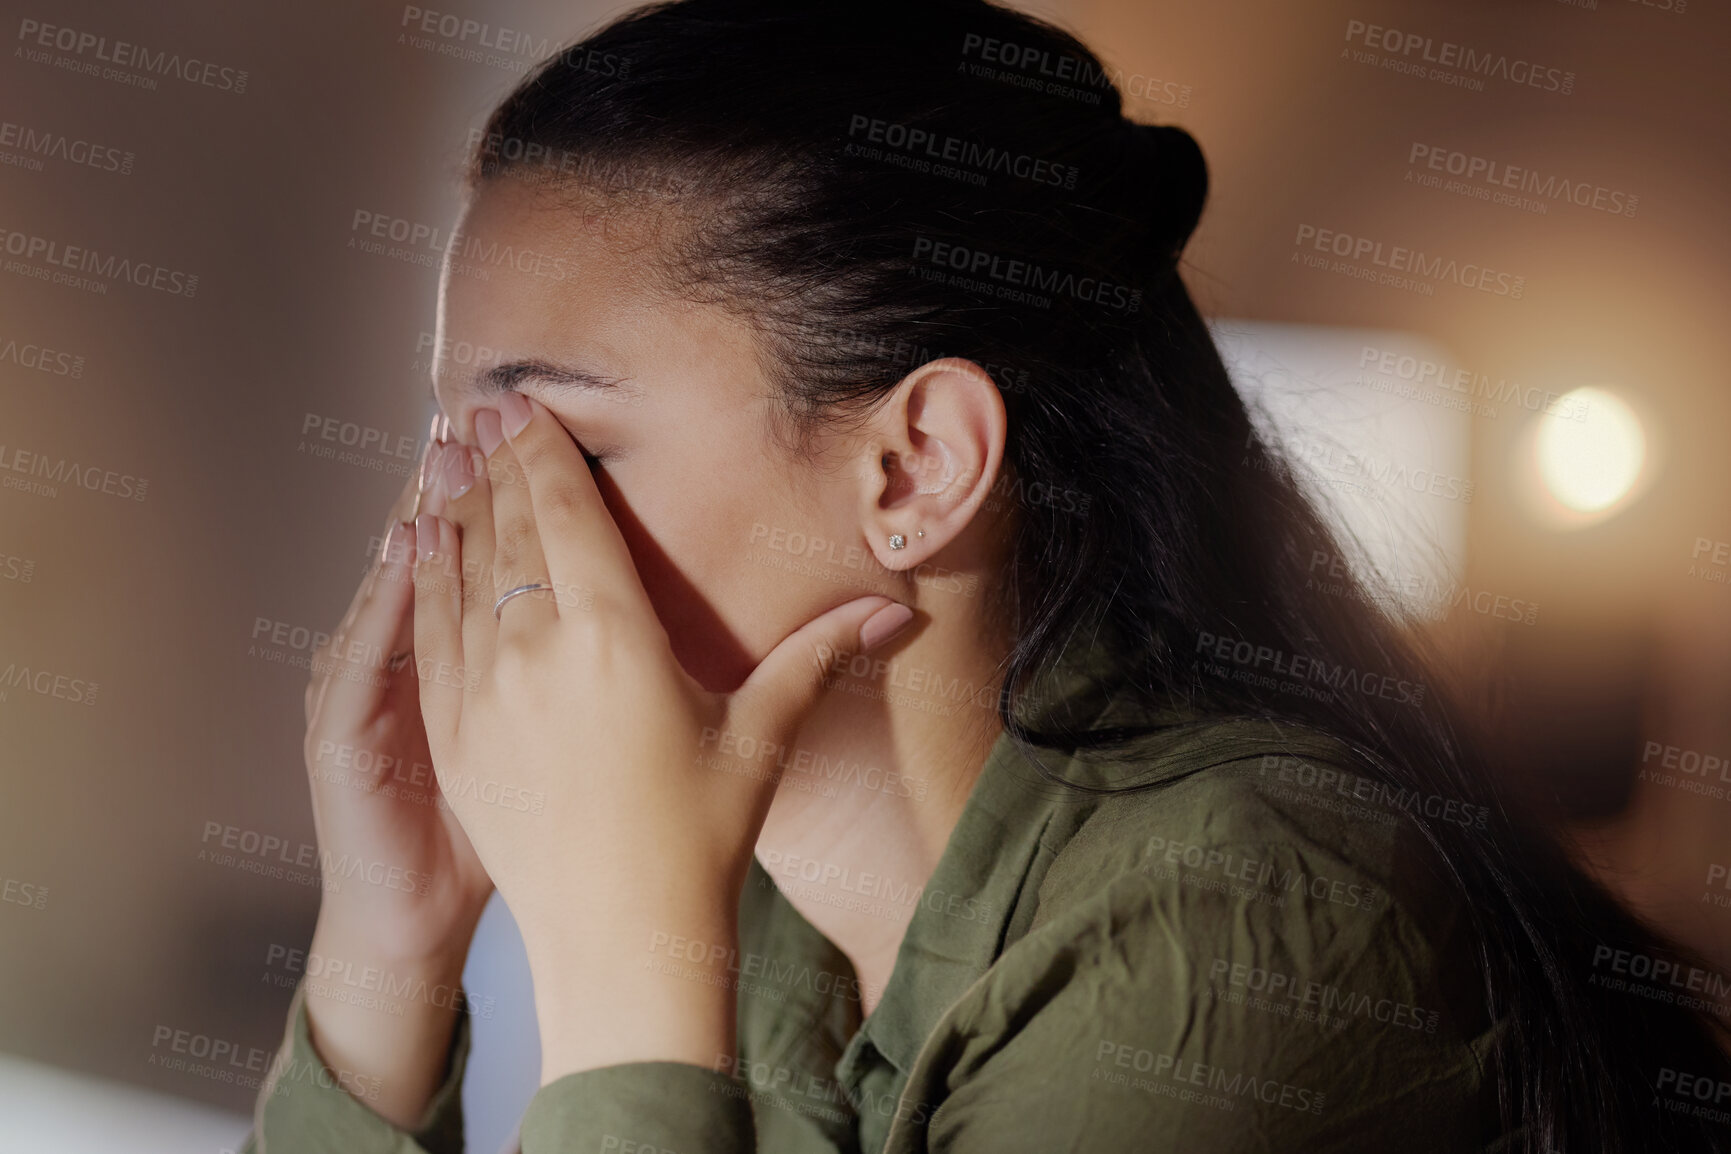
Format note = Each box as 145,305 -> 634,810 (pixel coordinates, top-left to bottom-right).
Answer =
732,596 -> 915,740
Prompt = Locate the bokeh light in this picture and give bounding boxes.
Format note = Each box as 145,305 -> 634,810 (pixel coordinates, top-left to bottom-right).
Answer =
1535,387 -> 1647,515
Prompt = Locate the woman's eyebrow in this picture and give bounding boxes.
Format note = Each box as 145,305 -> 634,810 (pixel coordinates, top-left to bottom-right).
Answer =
474,358 -> 632,397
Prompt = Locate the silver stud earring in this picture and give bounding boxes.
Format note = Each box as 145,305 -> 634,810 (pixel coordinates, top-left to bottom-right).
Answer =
916,529 -> 925,539
889,533 -> 906,550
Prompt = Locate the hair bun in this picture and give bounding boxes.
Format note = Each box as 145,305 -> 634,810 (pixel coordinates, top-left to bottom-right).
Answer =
1126,122 -> 1208,264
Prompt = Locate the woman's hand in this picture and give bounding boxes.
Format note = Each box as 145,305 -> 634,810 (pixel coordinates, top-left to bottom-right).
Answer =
298,438 -> 494,1126
413,393 -> 912,1084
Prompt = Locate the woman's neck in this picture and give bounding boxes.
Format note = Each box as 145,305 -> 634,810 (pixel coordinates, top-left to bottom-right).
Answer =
753,626 -> 1006,1017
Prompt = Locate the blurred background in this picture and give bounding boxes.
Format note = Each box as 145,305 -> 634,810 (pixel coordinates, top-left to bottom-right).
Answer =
1,0 -> 1726,1150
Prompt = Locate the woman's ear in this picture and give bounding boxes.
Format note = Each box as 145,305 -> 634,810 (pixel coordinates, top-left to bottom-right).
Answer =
855,358 -> 1006,570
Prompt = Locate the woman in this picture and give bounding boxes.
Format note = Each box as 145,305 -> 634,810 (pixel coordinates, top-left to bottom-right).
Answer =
243,1 -> 1730,1150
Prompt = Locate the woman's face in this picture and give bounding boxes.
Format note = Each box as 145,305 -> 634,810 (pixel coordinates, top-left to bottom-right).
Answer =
430,180 -> 892,692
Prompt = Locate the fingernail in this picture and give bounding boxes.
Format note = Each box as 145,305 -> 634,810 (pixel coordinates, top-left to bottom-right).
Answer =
498,392 -> 532,438
442,440 -> 475,499
475,409 -> 504,457
859,602 -> 915,651
436,413 -> 452,441
420,440 -> 447,494
415,514 -> 439,561
382,521 -> 410,567
420,456 -> 450,517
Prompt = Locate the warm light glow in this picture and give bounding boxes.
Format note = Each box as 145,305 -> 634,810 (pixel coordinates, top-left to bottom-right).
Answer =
1535,388 -> 1646,513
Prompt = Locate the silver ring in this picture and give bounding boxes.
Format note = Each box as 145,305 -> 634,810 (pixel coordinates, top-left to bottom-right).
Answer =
494,582 -> 553,619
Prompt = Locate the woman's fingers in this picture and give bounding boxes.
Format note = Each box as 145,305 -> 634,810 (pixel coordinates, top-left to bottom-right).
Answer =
408,412 -> 448,517
439,437 -> 502,672
308,520 -> 420,737
304,446 -> 438,727
495,392 -> 640,616
481,402 -> 560,642
413,514 -> 466,749
733,596 -> 914,763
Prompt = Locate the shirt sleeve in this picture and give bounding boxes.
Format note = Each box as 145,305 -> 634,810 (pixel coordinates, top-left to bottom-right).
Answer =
239,981 -> 472,1154
892,847 -> 1493,1153
519,1062 -> 756,1154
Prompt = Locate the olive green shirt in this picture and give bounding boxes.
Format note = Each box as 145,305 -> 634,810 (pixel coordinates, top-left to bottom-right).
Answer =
243,674 -> 1511,1152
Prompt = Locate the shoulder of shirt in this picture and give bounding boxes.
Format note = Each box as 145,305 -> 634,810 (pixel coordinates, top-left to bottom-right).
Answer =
918,715 -> 1498,1151
1017,713 -> 1459,950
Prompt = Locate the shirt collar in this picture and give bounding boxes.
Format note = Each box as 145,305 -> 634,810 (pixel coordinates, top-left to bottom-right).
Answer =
836,723 -> 1075,1078
831,622 -> 1345,1080
836,623 -> 1138,1078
